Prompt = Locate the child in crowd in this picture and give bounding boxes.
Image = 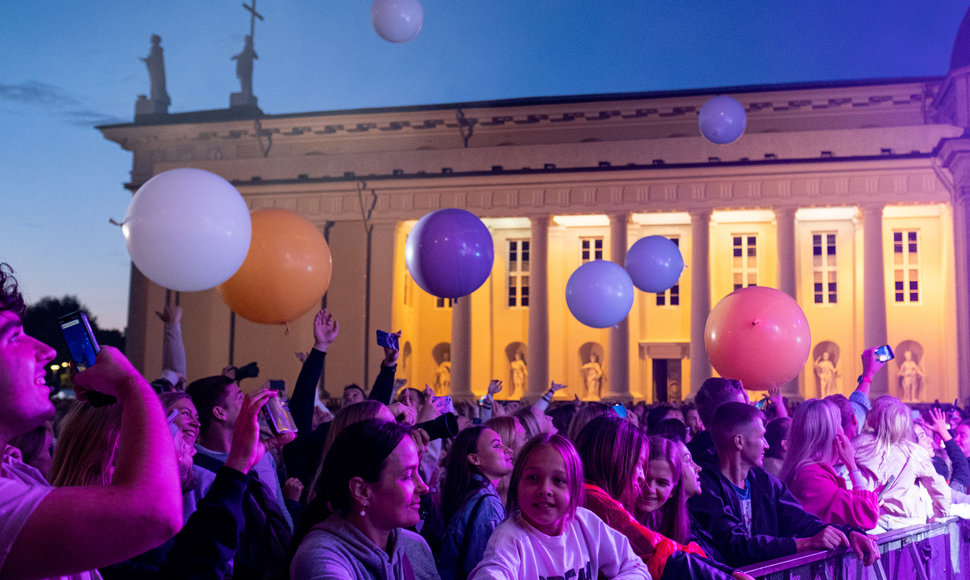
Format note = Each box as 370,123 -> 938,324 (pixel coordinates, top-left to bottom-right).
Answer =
469,433 -> 648,579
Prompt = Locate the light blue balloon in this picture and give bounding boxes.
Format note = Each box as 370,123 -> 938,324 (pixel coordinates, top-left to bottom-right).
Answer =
565,260 -> 635,328
625,236 -> 685,293
698,95 -> 747,145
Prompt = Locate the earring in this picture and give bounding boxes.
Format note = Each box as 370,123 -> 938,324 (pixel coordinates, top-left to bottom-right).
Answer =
360,509 -> 366,517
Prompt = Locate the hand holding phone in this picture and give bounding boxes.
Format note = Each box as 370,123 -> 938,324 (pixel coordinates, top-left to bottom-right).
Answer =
376,330 -> 399,351
875,345 -> 894,363
59,311 -> 116,406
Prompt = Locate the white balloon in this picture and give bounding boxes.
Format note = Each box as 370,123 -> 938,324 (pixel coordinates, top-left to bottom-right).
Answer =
371,0 -> 423,43
698,95 -> 747,145
122,168 -> 252,292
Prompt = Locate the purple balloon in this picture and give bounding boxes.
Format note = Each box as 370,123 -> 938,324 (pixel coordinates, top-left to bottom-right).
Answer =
625,235 -> 685,293
565,260 -> 635,328
698,95 -> 747,145
405,209 -> 494,299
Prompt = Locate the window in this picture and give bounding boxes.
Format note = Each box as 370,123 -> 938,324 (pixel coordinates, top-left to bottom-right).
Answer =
812,233 -> 837,304
893,230 -> 920,303
581,237 -> 603,263
656,237 -> 681,307
508,239 -> 530,308
434,297 -> 453,309
731,234 -> 758,290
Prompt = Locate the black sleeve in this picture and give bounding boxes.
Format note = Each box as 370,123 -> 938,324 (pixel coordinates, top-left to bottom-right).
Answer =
944,439 -> 970,490
102,467 -> 249,580
283,349 -> 326,483
368,363 -> 397,405
291,349 -> 326,434
159,466 -> 249,579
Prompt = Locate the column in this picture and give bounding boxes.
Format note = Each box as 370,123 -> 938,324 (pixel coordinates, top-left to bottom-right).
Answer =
126,264 -> 150,373
450,295 -> 473,399
608,213 -> 631,399
939,140 -> 970,406
775,206 -> 799,397
528,216 -> 550,399
861,204 -> 890,396
688,209 -> 712,397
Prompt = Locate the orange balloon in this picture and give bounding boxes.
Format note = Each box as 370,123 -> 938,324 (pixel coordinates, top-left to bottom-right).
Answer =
217,209 -> 332,324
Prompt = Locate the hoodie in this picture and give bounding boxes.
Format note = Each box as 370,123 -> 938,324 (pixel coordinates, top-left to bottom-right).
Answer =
290,514 -> 440,580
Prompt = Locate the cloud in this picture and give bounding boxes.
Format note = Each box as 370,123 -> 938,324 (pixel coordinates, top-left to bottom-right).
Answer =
0,81 -> 125,127
0,81 -> 79,107
63,109 -> 127,127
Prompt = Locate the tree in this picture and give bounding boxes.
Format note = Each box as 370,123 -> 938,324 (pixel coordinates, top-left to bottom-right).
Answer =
22,296 -> 125,389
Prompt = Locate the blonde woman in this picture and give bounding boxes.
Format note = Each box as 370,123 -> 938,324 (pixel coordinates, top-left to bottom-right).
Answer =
854,396 -> 950,529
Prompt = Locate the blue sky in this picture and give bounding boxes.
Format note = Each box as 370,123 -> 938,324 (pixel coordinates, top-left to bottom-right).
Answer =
1,1 -> 966,331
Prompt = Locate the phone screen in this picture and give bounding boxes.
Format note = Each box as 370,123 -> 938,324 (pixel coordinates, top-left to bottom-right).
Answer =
59,312 -> 99,370
875,345 -> 894,362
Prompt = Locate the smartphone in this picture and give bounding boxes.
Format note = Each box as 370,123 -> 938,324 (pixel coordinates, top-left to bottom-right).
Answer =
875,345 -> 894,363
268,379 -> 285,391
911,409 -> 921,421
376,330 -> 398,351
612,403 -> 627,418
58,311 -> 115,407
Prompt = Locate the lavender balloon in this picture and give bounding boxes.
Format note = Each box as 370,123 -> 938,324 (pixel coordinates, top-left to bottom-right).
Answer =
405,209 -> 494,299
371,0 -> 424,43
698,95 -> 747,145
565,260 -> 635,328
625,235 -> 685,293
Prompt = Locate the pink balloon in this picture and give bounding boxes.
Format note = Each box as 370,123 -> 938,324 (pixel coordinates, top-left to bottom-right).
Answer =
704,286 -> 811,390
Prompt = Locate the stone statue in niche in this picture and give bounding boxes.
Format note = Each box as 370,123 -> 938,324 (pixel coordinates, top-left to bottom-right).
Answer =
814,351 -> 839,397
435,351 -> 451,395
897,350 -> 925,402
581,353 -> 604,399
509,352 -> 528,399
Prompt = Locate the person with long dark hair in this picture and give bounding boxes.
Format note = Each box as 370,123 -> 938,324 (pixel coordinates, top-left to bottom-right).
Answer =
576,416 -> 741,580
437,426 -> 513,579
290,419 -> 438,579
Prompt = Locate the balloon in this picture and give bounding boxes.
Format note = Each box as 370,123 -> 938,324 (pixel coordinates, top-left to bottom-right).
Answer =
704,286 -> 811,390
122,168 -> 251,292
565,260 -> 635,329
217,209 -> 332,325
625,236 -> 685,293
698,95 -> 747,145
405,209 -> 494,299
371,0 -> 423,43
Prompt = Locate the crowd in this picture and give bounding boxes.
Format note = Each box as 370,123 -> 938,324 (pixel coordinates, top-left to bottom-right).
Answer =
2,261 -> 969,580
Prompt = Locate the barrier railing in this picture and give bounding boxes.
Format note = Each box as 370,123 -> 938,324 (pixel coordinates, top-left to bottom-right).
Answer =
737,519 -> 969,580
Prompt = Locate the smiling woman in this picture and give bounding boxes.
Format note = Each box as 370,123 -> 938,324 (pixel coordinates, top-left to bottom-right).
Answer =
290,419 -> 438,580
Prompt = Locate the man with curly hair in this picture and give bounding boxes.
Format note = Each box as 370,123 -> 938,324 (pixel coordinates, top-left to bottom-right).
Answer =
0,263 -> 182,579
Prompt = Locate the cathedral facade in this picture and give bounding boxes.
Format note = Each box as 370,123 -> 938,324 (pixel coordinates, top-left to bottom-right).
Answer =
100,35 -> 970,404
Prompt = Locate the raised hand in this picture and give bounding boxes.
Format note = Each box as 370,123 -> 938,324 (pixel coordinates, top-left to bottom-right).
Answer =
313,308 -> 339,352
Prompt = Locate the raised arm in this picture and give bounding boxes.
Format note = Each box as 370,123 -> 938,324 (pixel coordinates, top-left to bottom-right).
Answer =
369,331 -> 401,405
156,305 -> 186,386
291,309 -> 338,434
4,347 -> 182,579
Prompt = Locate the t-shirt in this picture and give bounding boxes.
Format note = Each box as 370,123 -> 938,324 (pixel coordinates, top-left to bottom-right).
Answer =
731,476 -> 753,535
468,508 -> 649,579
0,457 -> 101,580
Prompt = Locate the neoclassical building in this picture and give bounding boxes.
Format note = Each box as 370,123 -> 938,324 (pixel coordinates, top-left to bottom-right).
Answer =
100,18 -> 970,405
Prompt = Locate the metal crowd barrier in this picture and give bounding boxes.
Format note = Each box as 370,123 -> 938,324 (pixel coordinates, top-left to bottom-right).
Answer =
737,519 -> 970,580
